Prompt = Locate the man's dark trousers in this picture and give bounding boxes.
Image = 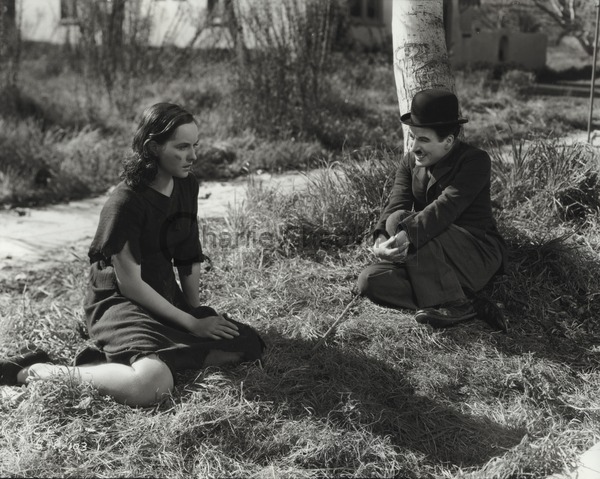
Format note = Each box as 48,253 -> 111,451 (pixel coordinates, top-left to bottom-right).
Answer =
357,210 -> 504,310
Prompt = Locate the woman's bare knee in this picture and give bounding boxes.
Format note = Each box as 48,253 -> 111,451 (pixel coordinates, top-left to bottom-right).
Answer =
127,355 -> 174,406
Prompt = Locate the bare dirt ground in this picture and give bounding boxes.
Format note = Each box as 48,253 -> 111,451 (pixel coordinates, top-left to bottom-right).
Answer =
0,171 -> 312,278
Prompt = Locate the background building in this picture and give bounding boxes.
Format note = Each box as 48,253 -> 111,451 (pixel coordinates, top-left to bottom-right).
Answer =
9,0 -> 546,70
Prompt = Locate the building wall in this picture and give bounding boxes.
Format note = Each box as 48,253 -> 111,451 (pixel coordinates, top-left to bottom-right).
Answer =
16,0 -> 215,47
467,30 -> 547,69
347,0 -> 391,50
349,0 -> 546,70
16,0 -> 547,70
144,0 -> 210,48
18,0 -> 72,43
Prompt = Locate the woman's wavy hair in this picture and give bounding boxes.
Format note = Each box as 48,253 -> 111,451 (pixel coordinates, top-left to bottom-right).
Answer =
121,103 -> 196,188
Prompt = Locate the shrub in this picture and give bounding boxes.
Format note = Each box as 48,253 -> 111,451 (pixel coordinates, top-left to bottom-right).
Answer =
193,140 -> 238,179
0,119 -> 124,206
308,95 -> 401,150
227,147 -> 401,257
243,139 -> 328,173
59,1 -> 209,119
490,137 -> 600,225
499,69 -> 536,95
232,0 -> 344,139
286,148 -> 400,251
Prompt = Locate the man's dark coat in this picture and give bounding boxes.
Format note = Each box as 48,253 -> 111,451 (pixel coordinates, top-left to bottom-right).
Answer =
374,141 -> 506,267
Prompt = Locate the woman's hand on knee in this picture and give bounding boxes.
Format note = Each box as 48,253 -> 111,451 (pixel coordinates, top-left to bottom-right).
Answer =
188,315 -> 240,340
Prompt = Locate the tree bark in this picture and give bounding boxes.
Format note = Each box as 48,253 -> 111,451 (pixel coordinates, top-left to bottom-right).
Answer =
0,0 -> 19,88
107,0 -> 126,70
223,0 -> 248,68
392,0 -> 457,151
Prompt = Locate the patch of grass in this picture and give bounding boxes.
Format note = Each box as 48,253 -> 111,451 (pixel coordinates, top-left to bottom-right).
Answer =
224,147 -> 401,257
3,218 -> 600,477
491,138 -> 600,225
456,70 -> 599,146
4,132 -> 600,476
0,118 -> 125,206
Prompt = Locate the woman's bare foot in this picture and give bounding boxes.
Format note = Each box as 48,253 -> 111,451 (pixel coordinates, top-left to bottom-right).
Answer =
16,363 -> 69,384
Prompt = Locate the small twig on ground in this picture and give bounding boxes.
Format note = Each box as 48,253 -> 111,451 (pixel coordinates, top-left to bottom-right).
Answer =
312,293 -> 361,351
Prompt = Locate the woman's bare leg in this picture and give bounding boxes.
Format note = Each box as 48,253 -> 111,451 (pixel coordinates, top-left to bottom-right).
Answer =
16,354 -> 173,407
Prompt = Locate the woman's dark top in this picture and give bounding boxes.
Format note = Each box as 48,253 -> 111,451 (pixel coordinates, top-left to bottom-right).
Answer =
78,175 -> 264,374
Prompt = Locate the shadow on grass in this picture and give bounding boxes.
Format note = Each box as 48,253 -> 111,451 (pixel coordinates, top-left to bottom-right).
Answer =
231,329 -> 526,469
473,223 -> 600,370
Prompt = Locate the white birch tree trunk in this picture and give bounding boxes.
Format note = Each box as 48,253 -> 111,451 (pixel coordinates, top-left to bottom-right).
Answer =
392,0 -> 457,151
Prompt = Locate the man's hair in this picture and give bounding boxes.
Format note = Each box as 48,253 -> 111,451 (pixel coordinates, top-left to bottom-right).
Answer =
431,123 -> 461,141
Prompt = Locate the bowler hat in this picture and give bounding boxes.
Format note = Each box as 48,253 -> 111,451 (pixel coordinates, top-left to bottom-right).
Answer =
400,89 -> 468,127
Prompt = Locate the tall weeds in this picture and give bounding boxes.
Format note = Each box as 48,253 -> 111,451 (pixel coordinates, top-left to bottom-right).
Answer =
229,147 -> 401,257
66,0 -> 205,118
491,138 -> 600,225
232,0 -> 344,139
0,119 -> 124,206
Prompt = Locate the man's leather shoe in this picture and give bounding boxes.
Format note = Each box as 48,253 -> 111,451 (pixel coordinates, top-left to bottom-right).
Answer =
415,299 -> 477,328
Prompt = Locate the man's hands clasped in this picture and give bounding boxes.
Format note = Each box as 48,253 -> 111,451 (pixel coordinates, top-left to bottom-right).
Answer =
372,231 -> 410,263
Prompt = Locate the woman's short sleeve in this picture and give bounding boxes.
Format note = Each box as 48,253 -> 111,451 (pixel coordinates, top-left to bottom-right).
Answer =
173,176 -> 203,275
88,186 -> 145,265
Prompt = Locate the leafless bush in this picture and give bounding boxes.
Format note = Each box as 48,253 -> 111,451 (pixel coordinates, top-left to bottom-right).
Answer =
66,0 -> 208,117
231,0 -> 345,138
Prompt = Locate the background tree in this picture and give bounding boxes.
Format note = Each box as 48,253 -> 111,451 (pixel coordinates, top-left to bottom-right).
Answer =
532,0 -> 597,55
0,0 -> 19,91
392,0 -> 456,150
105,0 -> 126,73
468,0 -> 595,54
222,0 -> 249,67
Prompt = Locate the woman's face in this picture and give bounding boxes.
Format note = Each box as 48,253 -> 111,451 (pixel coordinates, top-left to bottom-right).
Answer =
154,122 -> 199,179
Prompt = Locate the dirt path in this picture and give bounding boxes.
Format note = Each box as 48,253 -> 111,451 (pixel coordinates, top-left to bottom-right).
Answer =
0,171 -> 312,273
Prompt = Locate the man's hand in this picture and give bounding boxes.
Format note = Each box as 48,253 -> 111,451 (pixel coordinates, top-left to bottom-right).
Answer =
188,314 -> 240,340
372,232 -> 410,263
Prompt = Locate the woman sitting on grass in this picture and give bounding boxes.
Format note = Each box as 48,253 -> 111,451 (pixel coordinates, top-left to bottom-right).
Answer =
0,102 -> 265,407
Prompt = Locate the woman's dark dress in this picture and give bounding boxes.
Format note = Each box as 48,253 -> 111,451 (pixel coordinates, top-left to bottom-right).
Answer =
77,175 -> 264,374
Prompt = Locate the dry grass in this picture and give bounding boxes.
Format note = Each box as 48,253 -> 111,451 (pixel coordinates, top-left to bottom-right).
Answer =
2,136 -> 600,477
2,35 -> 600,479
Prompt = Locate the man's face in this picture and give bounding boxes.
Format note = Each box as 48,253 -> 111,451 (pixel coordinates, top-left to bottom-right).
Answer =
408,126 -> 453,168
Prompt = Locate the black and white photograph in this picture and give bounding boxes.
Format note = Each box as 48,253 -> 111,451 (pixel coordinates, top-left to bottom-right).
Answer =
1,0 -> 599,477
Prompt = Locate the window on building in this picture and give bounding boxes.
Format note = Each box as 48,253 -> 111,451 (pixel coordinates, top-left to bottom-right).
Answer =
349,0 -> 383,25
60,0 -> 78,25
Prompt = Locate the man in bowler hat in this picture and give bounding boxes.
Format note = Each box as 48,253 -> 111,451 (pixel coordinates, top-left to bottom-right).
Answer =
357,89 -> 506,327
